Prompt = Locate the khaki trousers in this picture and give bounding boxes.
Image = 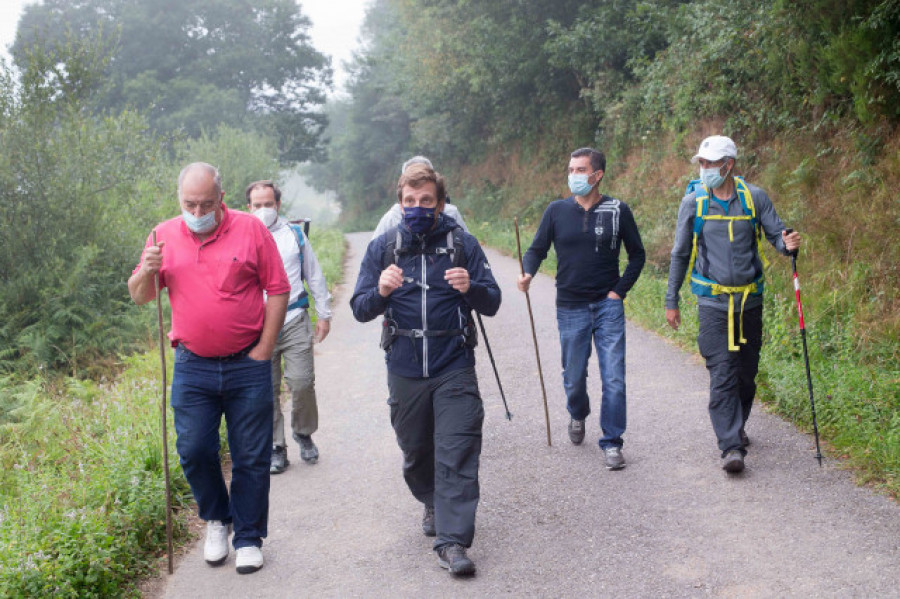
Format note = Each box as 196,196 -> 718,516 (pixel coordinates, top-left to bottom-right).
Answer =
272,311 -> 318,447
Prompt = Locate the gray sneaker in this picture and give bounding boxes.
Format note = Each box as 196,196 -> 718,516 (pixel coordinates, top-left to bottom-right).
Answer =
722,450 -> 745,473
422,504 -> 436,537
604,446 -> 625,470
270,445 -> 289,474
568,418 -> 586,445
294,434 -> 319,464
739,428 -> 751,448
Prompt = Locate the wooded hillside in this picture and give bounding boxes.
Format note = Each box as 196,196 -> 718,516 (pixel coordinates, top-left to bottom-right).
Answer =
306,0 -> 898,491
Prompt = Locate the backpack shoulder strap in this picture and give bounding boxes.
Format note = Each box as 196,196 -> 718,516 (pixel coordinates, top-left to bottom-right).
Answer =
288,224 -> 305,271
381,227 -> 402,269
450,227 -> 465,268
687,187 -> 709,277
289,223 -> 305,249
382,226 -> 465,269
733,176 -> 770,268
685,178 -> 702,197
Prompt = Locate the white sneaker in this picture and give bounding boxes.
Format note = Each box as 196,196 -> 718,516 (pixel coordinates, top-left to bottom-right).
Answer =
235,546 -> 264,574
204,520 -> 231,565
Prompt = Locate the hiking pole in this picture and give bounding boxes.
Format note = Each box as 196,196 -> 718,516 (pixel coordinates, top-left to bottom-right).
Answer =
474,311 -> 512,420
514,217 -> 552,446
785,228 -> 823,466
152,230 -> 175,573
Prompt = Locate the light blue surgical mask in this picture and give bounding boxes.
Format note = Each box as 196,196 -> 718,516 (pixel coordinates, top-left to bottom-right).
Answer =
568,173 -> 595,197
700,161 -> 731,190
182,209 -> 217,233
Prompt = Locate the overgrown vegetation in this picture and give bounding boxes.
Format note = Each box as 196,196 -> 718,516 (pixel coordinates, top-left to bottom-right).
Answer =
0,225 -> 347,596
316,0 -> 898,496
0,354 -> 190,597
0,24 -> 346,595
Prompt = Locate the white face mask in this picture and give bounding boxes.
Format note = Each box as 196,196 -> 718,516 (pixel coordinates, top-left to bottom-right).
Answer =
253,207 -> 278,228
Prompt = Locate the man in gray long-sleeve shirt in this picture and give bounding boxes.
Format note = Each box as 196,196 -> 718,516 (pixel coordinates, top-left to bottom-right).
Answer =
665,135 -> 801,474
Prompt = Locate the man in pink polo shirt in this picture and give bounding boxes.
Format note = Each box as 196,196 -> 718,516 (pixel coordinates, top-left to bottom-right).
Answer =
128,162 -> 289,575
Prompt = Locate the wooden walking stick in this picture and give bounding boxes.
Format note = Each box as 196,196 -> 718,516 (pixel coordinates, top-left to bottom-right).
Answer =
514,218 -> 552,446
152,230 -> 175,574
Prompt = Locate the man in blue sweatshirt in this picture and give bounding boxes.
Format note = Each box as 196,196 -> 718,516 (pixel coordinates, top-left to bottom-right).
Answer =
518,147 -> 645,470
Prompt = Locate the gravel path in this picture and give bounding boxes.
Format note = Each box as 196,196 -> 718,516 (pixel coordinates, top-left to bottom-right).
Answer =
159,231 -> 899,598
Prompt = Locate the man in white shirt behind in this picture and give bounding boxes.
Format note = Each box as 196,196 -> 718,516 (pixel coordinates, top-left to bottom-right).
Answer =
372,156 -> 468,239
246,180 -> 333,473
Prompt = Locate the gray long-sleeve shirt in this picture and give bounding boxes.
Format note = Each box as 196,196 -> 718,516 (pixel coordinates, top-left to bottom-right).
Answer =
666,180 -> 789,312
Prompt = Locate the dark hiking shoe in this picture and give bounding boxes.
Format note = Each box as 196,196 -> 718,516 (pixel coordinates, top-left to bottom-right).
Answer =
740,428 -> 751,448
270,445 -> 289,474
422,505 -> 436,537
568,418 -> 586,445
722,450 -> 745,473
295,434 -> 319,464
437,544 -> 476,576
604,446 -> 626,470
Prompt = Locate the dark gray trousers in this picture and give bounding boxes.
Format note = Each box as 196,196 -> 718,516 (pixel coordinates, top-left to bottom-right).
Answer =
387,367 -> 484,550
697,305 -> 763,456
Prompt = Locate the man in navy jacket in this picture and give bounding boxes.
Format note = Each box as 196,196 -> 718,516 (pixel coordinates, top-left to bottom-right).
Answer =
351,164 -> 501,576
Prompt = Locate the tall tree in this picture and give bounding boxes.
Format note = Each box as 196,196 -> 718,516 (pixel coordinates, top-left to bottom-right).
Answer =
12,0 -> 332,162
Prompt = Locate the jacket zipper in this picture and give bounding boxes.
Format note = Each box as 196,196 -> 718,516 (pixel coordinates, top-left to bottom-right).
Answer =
421,252 -> 428,377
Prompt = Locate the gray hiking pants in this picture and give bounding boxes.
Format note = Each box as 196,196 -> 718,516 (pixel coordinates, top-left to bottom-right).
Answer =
272,311 -> 318,448
387,367 -> 484,551
698,305 -> 763,457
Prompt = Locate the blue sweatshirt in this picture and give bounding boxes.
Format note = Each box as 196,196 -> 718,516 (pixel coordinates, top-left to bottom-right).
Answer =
522,195 -> 645,307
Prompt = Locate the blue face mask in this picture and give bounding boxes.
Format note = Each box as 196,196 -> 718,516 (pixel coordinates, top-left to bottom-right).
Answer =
568,173 -> 595,197
700,162 -> 731,190
402,206 -> 436,234
182,209 -> 217,233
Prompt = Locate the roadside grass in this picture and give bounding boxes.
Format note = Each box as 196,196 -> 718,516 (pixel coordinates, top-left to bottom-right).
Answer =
468,222 -> 899,499
0,227 -> 347,596
0,353 -> 190,598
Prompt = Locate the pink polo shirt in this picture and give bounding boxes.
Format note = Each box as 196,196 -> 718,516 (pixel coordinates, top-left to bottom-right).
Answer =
134,204 -> 290,357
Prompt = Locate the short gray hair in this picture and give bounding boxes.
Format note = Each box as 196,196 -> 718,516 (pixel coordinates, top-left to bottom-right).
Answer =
400,155 -> 433,174
177,162 -> 222,197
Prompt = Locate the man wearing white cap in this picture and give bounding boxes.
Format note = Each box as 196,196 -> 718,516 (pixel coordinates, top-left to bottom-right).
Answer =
665,135 -> 801,474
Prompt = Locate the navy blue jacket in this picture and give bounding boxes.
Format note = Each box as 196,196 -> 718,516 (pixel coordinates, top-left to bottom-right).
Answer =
522,195 -> 645,307
351,214 -> 501,378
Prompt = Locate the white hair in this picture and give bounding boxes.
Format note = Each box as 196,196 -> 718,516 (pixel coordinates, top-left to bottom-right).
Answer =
400,155 -> 433,174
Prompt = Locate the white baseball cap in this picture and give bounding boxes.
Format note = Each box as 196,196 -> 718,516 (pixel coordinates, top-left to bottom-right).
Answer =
691,135 -> 737,163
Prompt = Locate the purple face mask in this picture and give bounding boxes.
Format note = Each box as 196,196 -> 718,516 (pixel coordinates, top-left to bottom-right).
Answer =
403,206 -> 436,234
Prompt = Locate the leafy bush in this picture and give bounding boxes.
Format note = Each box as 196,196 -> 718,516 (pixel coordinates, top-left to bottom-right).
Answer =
0,42 -> 172,378
177,125 -> 281,209
0,354 -> 191,597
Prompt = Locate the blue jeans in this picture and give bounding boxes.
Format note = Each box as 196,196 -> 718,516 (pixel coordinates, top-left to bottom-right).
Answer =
170,345 -> 274,549
556,299 -> 627,449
